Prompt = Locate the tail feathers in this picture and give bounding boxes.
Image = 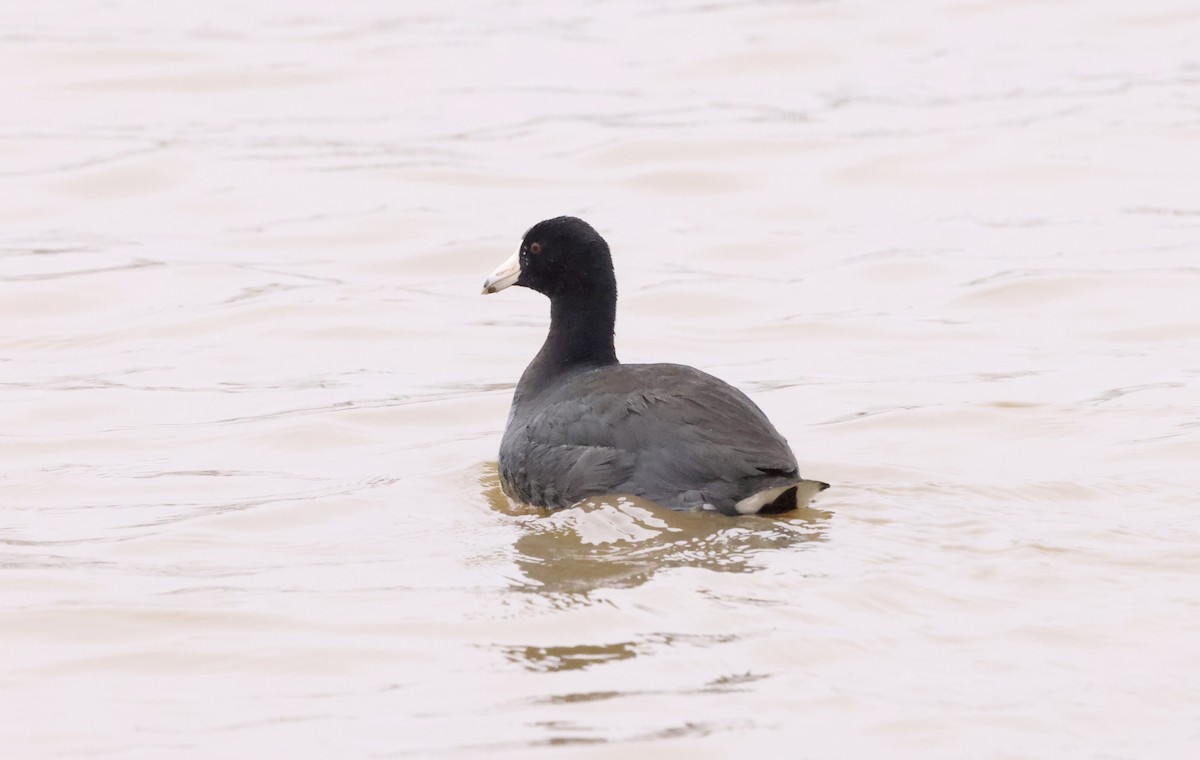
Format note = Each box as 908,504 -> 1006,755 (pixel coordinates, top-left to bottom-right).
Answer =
735,479 -> 830,515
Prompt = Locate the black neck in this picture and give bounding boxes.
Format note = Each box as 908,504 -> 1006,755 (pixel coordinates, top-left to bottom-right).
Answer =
516,287 -> 618,404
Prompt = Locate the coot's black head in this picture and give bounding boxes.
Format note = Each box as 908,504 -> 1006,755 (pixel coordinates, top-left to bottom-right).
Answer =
482,216 -> 615,299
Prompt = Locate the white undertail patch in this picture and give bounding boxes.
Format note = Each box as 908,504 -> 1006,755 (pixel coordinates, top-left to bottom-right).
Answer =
734,479 -> 829,515
734,484 -> 793,515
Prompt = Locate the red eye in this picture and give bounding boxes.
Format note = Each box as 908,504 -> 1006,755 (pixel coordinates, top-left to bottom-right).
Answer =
529,242 -> 542,255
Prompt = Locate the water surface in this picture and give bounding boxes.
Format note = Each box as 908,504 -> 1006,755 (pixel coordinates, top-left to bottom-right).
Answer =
2,1 -> 1199,757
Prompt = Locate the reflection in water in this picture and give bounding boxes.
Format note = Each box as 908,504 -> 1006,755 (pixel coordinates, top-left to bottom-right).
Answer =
478,463 -> 830,595
498,632 -> 746,677
501,641 -> 640,674
479,461 -> 828,729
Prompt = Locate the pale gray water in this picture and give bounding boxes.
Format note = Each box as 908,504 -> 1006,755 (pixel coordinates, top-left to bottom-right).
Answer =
2,1 -> 1199,757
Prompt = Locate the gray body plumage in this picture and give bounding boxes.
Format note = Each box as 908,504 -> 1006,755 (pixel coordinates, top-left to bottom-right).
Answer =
499,362 -> 801,515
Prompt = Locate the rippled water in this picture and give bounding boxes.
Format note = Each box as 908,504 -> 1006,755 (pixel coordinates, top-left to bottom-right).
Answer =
3,1 -> 1199,757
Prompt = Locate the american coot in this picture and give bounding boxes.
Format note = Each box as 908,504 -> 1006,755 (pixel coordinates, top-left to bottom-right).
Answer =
482,216 -> 828,516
